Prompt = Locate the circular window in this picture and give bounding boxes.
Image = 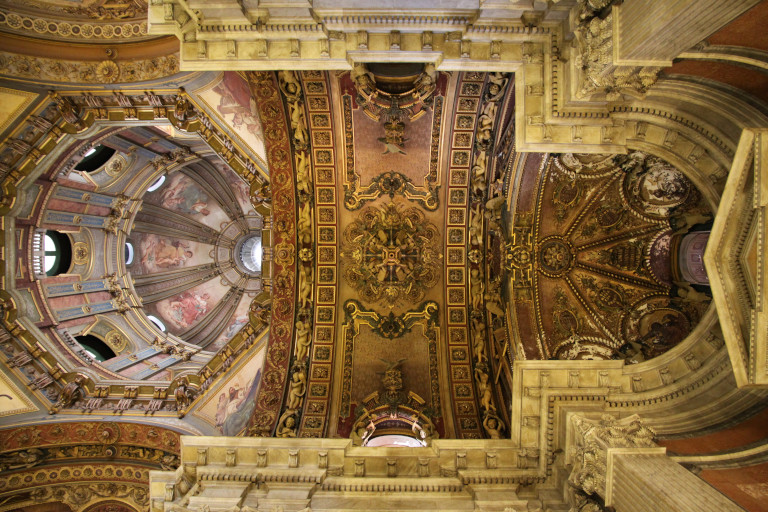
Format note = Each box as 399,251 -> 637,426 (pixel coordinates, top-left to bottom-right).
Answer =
237,234 -> 262,274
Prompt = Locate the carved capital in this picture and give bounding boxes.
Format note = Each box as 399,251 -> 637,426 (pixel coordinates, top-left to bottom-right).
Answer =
568,414 -> 656,499
573,12 -> 661,102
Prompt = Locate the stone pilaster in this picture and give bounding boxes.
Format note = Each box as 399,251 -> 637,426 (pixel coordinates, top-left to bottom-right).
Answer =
614,0 -> 762,65
609,451 -> 743,512
567,414 -> 743,512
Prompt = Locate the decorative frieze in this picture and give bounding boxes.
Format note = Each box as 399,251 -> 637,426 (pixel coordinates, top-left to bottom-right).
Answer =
0,52 -> 179,84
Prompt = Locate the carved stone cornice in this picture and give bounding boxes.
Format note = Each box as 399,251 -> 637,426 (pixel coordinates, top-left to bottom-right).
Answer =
150,436 -> 559,512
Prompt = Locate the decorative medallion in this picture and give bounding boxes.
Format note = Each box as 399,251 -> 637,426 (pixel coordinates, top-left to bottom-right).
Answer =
104,330 -> 127,352
342,202 -> 441,307
537,236 -> 573,276
622,152 -> 690,218
72,241 -> 89,265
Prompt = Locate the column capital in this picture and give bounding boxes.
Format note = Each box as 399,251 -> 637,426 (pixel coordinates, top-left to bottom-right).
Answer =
567,414 -> 658,505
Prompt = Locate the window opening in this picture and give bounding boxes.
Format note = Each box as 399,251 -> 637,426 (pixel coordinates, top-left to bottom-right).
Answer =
43,231 -> 72,276
125,242 -> 134,265
75,145 -> 116,172
74,334 -> 116,362
147,175 -> 166,192
147,315 -> 166,332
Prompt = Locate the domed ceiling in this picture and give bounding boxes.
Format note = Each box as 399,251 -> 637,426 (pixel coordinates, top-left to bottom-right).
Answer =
502,151 -> 712,364
21,122 -> 269,381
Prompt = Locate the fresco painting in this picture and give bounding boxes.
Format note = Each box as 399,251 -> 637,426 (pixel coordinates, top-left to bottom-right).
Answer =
196,345 -> 265,435
215,161 -> 258,217
207,295 -> 252,353
151,282 -> 228,333
197,71 -> 267,164
131,233 -> 213,274
143,172 -> 230,231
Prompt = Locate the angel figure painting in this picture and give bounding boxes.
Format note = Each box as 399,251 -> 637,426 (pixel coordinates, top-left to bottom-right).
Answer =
196,347 -> 266,435
168,291 -> 209,329
159,173 -> 211,216
207,296 -> 252,352
154,289 -> 213,331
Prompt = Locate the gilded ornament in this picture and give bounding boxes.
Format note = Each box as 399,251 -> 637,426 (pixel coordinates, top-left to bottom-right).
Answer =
537,237 -> 573,276
342,202 -> 441,307
72,242 -> 89,265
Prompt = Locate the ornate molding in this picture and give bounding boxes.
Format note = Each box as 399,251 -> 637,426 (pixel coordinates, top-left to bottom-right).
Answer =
341,87 -> 443,211
31,482 -> 149,511
244,71 -> 297,437
0,51 -> 179,84
344,170 -> 440,211
341,201 -> 441,308
572,11 -> 661,102
339,301 -> 440,421
150,436 -> 552,512
567,414 -> 657,500
343,300 -> 438,340
0,9 -> 148,41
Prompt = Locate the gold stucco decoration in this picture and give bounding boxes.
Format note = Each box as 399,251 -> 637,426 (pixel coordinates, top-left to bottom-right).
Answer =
342,201 -> 441,308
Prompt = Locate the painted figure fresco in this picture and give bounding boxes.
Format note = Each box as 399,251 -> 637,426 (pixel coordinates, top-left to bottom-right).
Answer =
197,72 -> 266,162
138,234 -> 197,272
196,347 -> 266,435
213,72 -> 262,140
167,291 -> 210,329
206,295 -> 253,352
214,368 -> 261,436
160,173 -> 210,216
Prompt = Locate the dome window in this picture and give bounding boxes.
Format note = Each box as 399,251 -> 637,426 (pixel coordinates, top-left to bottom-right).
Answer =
147,175 -> 166,192
125,242 -> 134,265
237,234 -> 263,274
75,145 -> 117,172
42,231 -> 72,276
147,315 -> 166,332
75,334 -> 116,362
